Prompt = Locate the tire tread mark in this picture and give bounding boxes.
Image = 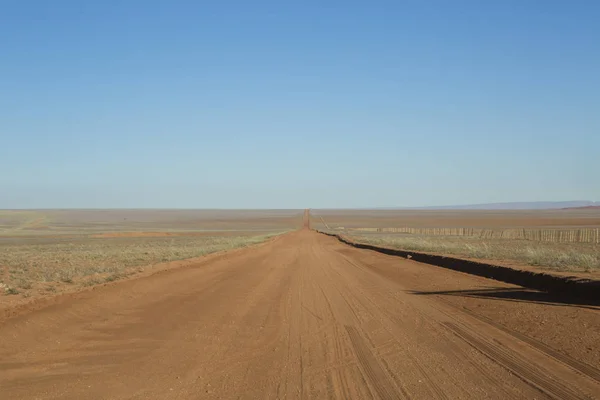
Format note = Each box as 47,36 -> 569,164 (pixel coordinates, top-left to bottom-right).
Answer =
446,302 -> 600,384
337,246 -> 600,392
444,322 -> 592,400
345,325 -> 404,400
335,253 -> 462,399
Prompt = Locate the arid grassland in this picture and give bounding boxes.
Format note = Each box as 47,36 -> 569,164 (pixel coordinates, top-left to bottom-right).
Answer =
312,209 -> 600,273
0,234 -> 281,295
347,234 -> 600,272
0,209 -> 302,297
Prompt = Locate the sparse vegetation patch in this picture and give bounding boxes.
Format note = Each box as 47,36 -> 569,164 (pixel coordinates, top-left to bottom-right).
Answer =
345,234 -> 600,272
0,233 -> 283,295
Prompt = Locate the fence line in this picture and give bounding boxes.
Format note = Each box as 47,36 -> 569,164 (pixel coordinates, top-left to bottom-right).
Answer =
343,227 -> 600,244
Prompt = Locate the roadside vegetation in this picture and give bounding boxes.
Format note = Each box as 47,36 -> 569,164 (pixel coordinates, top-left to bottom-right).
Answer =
345,234 -> 600,272
0,233 -> 281,296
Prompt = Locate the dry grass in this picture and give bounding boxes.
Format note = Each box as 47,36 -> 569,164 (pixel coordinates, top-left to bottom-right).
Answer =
0,233 -> 283,295
346,233 -> 600,272
0,209 -> 304,236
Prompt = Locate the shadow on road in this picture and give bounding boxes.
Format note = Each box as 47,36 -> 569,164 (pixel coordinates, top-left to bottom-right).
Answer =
408,287 -> 600,310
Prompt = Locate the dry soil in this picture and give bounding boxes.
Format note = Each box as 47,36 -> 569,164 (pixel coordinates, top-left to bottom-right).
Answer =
1,217 -> 599,399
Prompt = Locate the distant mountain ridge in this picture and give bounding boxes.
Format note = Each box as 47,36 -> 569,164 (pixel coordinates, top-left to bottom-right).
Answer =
415,201 -> 600,210
366,201 -> 600,211
561,205 -> 600,210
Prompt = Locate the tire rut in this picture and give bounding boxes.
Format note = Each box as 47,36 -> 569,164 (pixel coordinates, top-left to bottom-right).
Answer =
442,300 -> 600,384
443,322 -> 594,400
3,228 -> 598,399
316,254 -> 408,399
331,247 -> 600,399
345,325 -> 404,400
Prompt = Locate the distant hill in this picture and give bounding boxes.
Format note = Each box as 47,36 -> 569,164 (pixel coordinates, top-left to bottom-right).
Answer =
407,201 -> 600,210
561,205 -> 600,210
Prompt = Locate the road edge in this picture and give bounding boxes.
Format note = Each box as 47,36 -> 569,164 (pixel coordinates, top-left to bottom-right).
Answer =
0,231 -> 290,325
317,230 -> 600,303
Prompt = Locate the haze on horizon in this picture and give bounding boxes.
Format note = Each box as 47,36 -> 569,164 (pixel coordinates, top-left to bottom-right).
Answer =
2,2 -> 599,209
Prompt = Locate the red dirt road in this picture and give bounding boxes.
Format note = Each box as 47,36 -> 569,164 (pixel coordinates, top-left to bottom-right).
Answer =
1,228 -> 600,398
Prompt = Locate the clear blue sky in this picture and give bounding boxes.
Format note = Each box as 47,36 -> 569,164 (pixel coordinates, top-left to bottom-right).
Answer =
1,1 -> 599,208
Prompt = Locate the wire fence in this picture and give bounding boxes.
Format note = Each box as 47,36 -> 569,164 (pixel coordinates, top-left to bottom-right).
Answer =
341,227 -> 600,243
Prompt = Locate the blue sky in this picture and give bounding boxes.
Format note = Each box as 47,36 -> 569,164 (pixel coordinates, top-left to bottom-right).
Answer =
1,1 -> 599,208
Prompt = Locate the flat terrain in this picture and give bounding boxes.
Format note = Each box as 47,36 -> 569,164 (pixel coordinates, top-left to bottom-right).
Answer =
0,209 -> 303,236
345,234 -> 600,273
311,209 -> 600,229
0,209 -> 302,308
312,209 -> 600,274
1,218 -> 599,399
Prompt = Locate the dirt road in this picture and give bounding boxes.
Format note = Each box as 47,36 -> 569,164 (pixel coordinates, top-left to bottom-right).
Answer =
1,225 -> 600,398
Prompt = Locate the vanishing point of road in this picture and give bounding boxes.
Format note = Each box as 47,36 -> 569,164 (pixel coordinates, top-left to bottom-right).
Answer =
1,214 -> 600,399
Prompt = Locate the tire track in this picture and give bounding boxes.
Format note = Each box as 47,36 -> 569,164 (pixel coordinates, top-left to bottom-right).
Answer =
331,253 -> 502,399
441,300 -> 600,384
2,229 -> 599,399
330,254 -> 453,393
345,325 -> 404,400
315,252 -> 408,399
329,246 -> 599,399
444,322 -> 594,400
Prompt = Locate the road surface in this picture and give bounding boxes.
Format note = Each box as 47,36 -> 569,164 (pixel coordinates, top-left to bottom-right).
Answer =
1,226 -> 600,399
